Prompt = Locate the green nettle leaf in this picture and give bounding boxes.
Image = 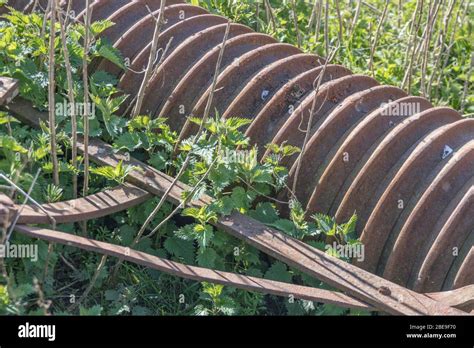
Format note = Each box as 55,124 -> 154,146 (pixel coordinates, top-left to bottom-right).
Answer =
225,117 -> 253,130
90,160 -> 139,184
182,206 -> 217,225
342,214 -> 358,236
194,223 -> 214,248
264,261 -> 292,283
91,94 -> 127,139
249,202 -> 280,224
90,20 -> 115,36
289,199 -> 307,231
164,237 -> 195,264
148,152 -> 168,171
230,187 -> 252,212
250,168 -> 272,184
114,132 -> 143,152
0,135 -> 28,153
44,184 -> 63,203
0,112 -> 20,125
269,219 -> 297,237
208,164 -> 233,191
96,42 -> 125,69
214,196 -> 236,216
79,305 -> 103,316
196,247 -> 217,268
202,282 -> 224,299
312,213 -> 336,235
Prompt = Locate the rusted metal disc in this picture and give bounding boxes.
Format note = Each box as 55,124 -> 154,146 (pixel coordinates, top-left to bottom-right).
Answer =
118,14 -> 228,112
221,54 -> 325,123
96,4 -> 208,77
2,0 -> 31,12
359,119 -> 474,275
287,85 -> 407,209
306,96 -> 433,218
69,0 -> 87,15
99,1 -> 163,45
376,135 -> 473,278
452,248 -> 474,289
264,75 -> 379,168
159,33 -> 277,130
412,182 -> 474,292
177,43 -> 302,139
443,232 -> 474,290
78,0 -> 183,22
77,0 -> 131,22
138,23 -> 253,118
382,141 -> 474,286
334,107 -> 460,227
246,64 -> 352,153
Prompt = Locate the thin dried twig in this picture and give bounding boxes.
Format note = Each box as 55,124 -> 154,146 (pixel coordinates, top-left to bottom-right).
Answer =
40,0 -> 52,39
314,0 -> 323,43
369,0 -> 390,76
5,169 -> 43,241
69,254 -> 107,311
82,0 -> 91,199
308,0 -> 319,30
263,0 -> 277,32
349,0 -> 362,38
324,0 -> 329,57
132,0 -> 167,118
427,0 -> 456,96
292,46 -> 339,196
460,53 -> 474,114
420,0 -> 442,96
402,0 -> 424,91
48,0 -> 59,185
334,0 -> 343,47
436,0 -> 468,96
58,0 -> 78,198
291,0 -> 302,48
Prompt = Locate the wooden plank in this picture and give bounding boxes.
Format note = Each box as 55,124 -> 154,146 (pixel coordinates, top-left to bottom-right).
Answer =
0,77 -> 19,106
14,225 -> 375,311
4,97 -> 467,315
